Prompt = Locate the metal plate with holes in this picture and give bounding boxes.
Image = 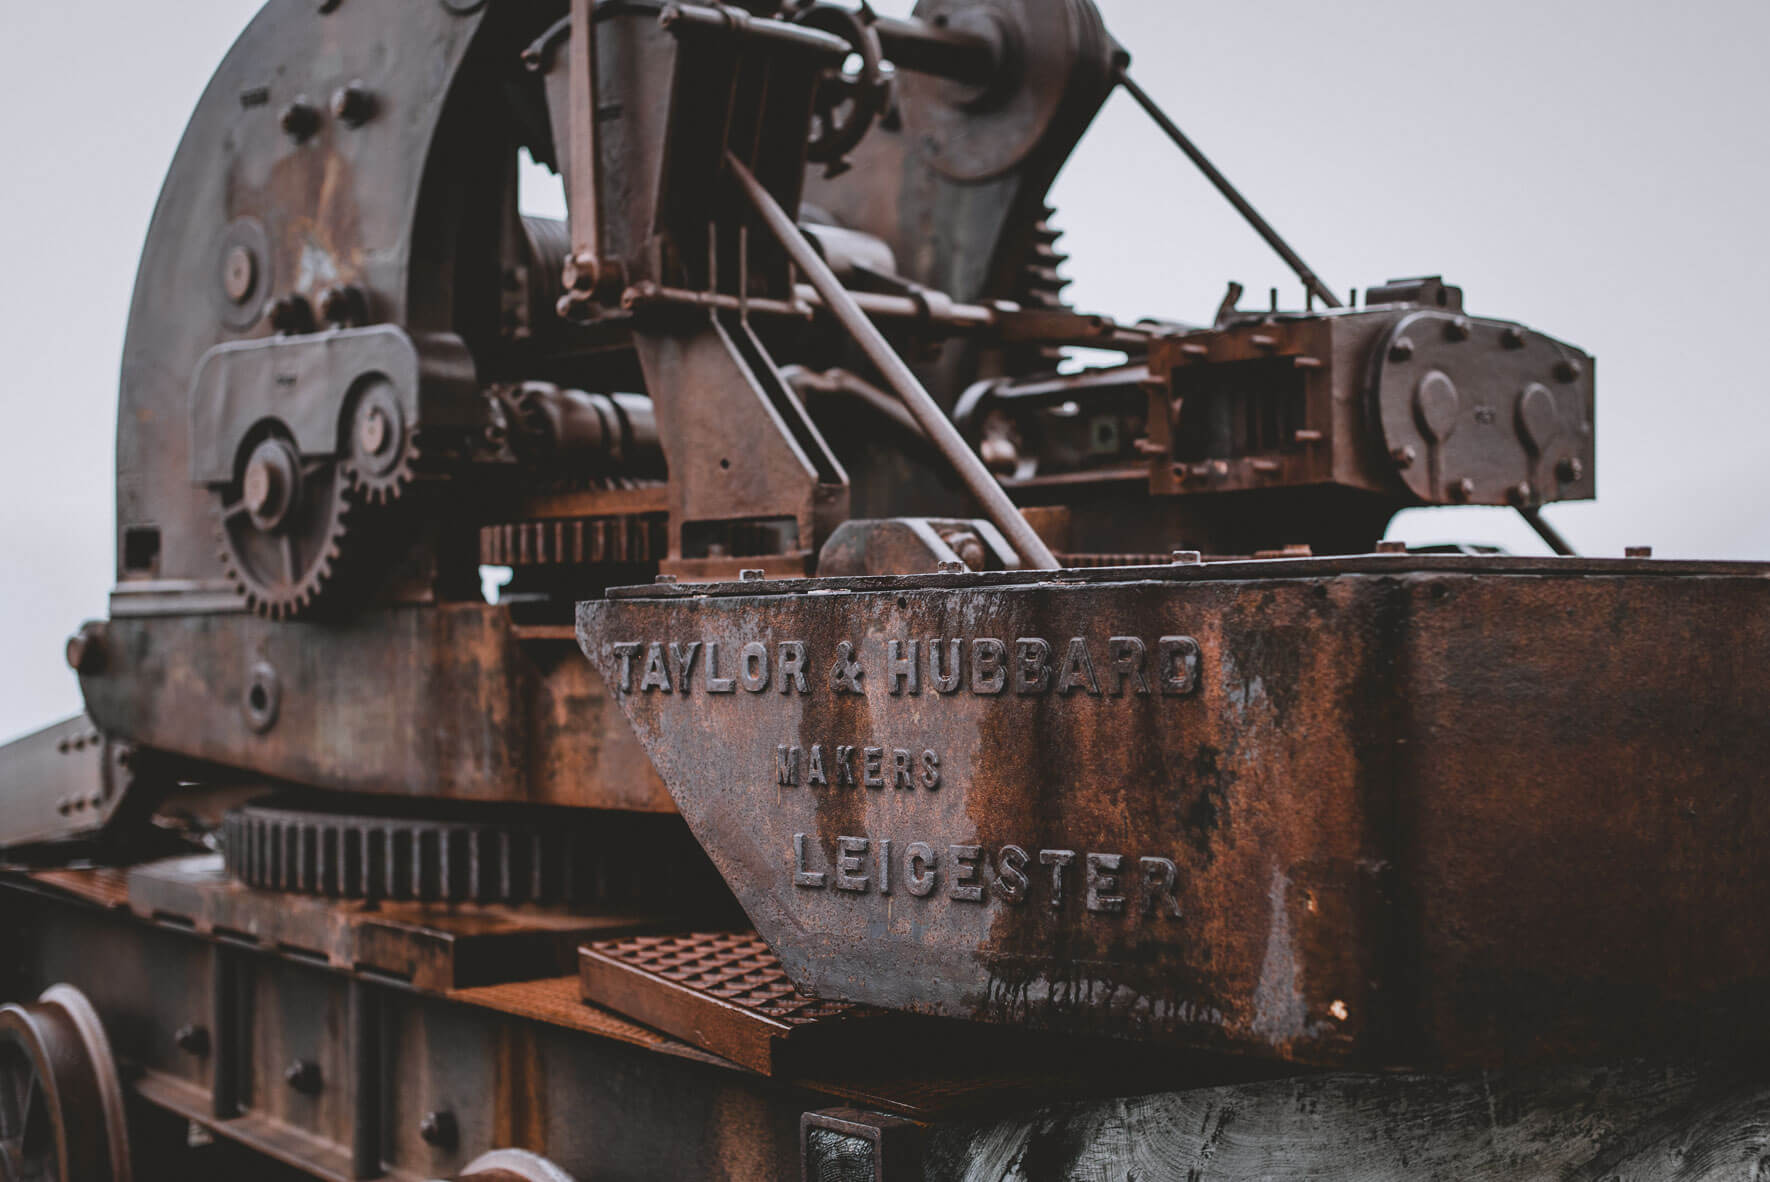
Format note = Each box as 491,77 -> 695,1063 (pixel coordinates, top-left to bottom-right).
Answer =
581,555 -> 1770,1070
0,715 -> 131,847
578,932 -> 882,1074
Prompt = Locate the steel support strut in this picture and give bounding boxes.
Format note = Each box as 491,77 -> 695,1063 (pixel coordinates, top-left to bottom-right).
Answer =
726,152 -> 1061,571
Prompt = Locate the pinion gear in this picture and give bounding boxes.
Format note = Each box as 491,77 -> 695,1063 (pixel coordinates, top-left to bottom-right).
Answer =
215,431 -> 355,620
341,377 -> 420,504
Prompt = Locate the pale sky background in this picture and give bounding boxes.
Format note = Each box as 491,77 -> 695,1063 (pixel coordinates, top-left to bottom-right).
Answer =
0,0 -> 1764,744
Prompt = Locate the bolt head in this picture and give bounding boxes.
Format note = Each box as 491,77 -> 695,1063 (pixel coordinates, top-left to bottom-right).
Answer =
330,82 -> 375,127
564,250 -> 600,293
268,294 -> 315,334
65,623 -> 105,676
1443,316 -> 1471,342
243,461 -> 277,515
418,1110 -> 457,1148
1556,455 -> 1584,483
1553,358 -> 1583,383
1451,477 -> 1476,501
280,98 -> 321,141
223,246 -> 258,304
284,1060 -> 322,1094
1388,337 -> 1415,363
174,1025 -> 210,1056
1507,481 -> 1533,506
318,284 -> 368,327
357,407 -> 389,456
1391,444 -> 1417,469
1501,325 -> 1527,350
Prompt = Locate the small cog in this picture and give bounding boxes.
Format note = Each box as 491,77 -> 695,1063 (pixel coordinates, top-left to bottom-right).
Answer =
342,378 -> 419,505
215,430 -> 355,620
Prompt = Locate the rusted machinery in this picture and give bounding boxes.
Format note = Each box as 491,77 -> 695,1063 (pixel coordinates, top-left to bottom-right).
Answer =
1,0 -> 1764,1178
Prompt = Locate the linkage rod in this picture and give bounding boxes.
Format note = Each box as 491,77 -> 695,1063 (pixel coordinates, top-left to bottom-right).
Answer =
726,153 -> 1062,571
1119,71 -> 1342,310
1517,506 -> 1578,557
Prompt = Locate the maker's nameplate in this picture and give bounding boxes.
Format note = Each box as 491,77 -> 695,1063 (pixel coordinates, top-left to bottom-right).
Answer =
607,633 -> 1201,698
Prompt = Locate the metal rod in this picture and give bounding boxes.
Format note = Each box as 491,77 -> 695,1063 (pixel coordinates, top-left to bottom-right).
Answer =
1119,71 -> 1343,310
1518,506 -> 1577,557
872,16 -> 999,87
565,0 -> 602,293
727,152 -> 1061,571
349,978 -> 380,1180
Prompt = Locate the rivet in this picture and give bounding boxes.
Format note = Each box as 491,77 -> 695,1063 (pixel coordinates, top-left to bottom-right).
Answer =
1501,325 -> 1527,350
1390,444 -> 1417,469
1388,337 -> 1415,363
1444,316 -> 1471,341
1554,358 -> 1583,383
1450,477 -> 1475,501
1507,481 -> 1533,505
1556,456 -> 1584,483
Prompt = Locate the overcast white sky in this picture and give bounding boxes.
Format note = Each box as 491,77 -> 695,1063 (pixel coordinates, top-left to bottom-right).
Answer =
0,0 -> 1765,743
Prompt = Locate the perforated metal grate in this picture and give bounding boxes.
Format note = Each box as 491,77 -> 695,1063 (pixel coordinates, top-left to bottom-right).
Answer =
596,932 -> 861,1026
580,931 -> 881,1073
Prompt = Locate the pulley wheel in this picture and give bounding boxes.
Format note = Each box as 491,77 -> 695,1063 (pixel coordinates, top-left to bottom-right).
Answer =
0,985 -> 131,1182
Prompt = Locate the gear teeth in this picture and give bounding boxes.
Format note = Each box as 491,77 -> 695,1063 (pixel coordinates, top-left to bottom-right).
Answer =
346,426 -> 421,505
215,456 -> 355,621
1019,206 -> 1072,310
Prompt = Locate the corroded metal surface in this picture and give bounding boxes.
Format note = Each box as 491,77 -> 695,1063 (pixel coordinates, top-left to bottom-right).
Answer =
126,854 -> 673,992
79,604 -> 674,813
0,0 -> 1755,1171
578,932 -> 881,1073
581,556 -> 1770,1069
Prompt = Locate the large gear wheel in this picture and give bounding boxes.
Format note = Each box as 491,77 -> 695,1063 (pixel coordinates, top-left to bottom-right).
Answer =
341,376 -> 420,505
215,428 -> 354,621
0,985 -> 132,1182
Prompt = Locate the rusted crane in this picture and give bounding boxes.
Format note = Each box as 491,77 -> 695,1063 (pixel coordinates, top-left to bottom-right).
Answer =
0,1 -> 1763,1178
